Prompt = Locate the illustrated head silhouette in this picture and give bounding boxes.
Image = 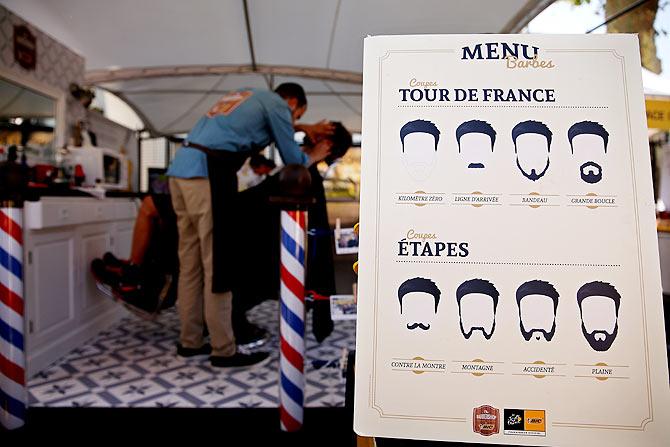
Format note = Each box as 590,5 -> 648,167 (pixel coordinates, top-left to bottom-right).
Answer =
516,280 -> 559,341
398,277 -> 441,331
456,279 -> 499,339
577,281 -> 621,351
456,120 -> 497,169
568,121 -> 609,184
399,119 -> 440,181
512,120 -> 553,181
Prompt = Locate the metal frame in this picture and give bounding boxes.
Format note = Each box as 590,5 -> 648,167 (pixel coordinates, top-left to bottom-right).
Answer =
85,64 -> 363,85
103,88 -> 160,135
242,0 -> 257,72
99,89 -> 361,96
86,64 -> 364,136
586,0 -> 652,34
501,0 -> 554,33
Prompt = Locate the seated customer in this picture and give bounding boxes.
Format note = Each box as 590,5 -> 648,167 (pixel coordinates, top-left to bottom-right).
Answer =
232,122 -> 353,343
92,190 -> 178,316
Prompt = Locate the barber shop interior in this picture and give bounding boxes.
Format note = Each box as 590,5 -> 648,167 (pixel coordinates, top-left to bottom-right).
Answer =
1,0 -> 669,444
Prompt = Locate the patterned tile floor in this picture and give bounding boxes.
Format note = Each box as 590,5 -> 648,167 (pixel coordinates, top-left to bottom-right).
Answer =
28,300 -> 356,408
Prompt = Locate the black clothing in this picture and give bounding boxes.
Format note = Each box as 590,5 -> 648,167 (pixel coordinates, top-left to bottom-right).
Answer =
231,166 -> 335,341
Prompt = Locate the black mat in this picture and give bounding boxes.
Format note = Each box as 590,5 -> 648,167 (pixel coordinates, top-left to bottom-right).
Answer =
4,407 -> 353,444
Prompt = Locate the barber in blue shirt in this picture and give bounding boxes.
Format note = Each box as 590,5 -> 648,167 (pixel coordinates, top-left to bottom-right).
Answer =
167,83 -> 332,368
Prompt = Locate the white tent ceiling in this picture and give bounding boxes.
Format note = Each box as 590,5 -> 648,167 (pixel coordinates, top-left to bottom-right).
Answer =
1,0 -> 552,134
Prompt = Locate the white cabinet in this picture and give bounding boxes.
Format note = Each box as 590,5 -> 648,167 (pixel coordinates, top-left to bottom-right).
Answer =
23,230 -> 76,350
79,224 -> 113,320
112,221 -> 134,260
23,197 -> 138,376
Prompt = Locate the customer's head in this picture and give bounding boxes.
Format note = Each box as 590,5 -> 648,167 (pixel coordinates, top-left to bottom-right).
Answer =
275,83 -> 307,123
302,121 -> 353,165
324,122 -> 353,165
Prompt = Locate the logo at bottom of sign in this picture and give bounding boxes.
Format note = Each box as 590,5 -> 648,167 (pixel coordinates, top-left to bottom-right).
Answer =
472,405 -> 500,436
504,409 -> 546,436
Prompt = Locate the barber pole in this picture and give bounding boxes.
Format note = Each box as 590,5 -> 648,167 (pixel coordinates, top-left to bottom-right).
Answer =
279,209 -> 307,431
0,204 -> 26,430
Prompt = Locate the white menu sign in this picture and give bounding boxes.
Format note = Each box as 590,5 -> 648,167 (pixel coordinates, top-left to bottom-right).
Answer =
354,34 -> 670,445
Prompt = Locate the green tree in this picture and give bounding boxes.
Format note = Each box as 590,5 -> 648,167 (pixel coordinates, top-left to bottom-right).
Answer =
572,0 -> 662,73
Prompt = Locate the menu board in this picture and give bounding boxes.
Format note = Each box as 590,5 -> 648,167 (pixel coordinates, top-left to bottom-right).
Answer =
353,34 -> 670,445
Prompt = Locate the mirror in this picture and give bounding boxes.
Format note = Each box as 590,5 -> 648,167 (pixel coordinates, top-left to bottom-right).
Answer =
0,76 -> 57,163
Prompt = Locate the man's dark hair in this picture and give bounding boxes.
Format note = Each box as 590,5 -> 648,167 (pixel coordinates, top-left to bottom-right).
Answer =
567,121 -> 609,153
456,279 -> 499,308
399,119 -> 440,152
577,281 -> 620,312
455,120 -> 497,152
398,277 -> 441,313
516,280 -> 559,310
511,120 -> 553,150
324,122 -> 353,165
274,82 -> 307,107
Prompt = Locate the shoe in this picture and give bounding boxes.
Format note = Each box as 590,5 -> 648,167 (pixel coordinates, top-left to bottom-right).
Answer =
236,323 -> 269,349
98,257 -> 141,285
176,343 -> 212,357
91,259 -> 120,288
102,252 -> 125,267
119,263 -> 143,284
210,351 -> 269,368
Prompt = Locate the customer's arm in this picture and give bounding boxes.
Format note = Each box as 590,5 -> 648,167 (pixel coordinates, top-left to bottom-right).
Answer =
267,107 -> 331,165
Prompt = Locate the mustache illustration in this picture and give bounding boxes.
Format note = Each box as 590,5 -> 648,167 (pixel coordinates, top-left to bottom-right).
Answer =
407,322 -> 431,331
468,162 -> 485,169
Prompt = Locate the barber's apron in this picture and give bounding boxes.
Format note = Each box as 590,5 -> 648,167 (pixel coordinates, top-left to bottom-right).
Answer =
184,142 -> 252,293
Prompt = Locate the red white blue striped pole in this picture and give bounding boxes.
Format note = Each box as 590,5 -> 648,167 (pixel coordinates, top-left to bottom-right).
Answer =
279,209 -> 307,432
0,203 -> 26,430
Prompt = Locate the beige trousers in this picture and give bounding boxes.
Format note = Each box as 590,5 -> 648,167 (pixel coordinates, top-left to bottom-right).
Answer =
169,177 -> 236,357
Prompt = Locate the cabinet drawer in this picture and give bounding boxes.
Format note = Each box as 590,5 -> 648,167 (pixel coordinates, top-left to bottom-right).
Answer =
25,198 -> 137,229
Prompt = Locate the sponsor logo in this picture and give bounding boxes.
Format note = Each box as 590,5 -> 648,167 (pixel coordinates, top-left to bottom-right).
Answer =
504,409 -> 546,437
472,405 -> 500,436
206,90 -> 252,117
14,25 -> 37,70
